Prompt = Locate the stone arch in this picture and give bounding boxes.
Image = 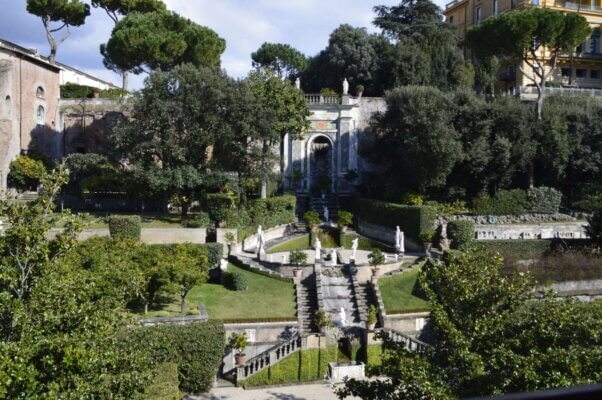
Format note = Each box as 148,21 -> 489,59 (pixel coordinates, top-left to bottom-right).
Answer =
36,86 -> 45,98
306,133 -> 335,193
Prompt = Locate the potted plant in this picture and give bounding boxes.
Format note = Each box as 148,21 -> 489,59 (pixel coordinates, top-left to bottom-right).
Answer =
228,332 -> 248,366
420,229 -> 436,254
367,305 -> 378,330
315,309 -> 333,333
304,211 -> 321,233
356,84 -> 365,97
224,231 -> 236,257
289,249 -> 307,278
368,248 -> 386,277
336,211 -> 353,233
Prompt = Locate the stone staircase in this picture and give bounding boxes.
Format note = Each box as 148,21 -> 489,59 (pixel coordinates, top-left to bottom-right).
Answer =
351,274 -> 378,324
297,275 -> 319,334
309,194 -> 338,220
321,267 -> 361,326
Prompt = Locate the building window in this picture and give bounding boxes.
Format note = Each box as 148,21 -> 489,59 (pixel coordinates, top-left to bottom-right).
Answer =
36,86 -> 44,98
36,105 -> 45,125
475,7 -> 482,24
591,70 -> 600,79
449,16 -> 454,24
493,0 -> 499,16
561,68 -> 571,78
576,69 -> 587,78
531,0 -> 539,4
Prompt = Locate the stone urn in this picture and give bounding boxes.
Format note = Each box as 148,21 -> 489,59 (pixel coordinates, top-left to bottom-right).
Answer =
423,242 -> 432,254
293,268 -> 303,278
235,353 -> 246,366
366,321 -> 376,331
372,267 -> 383,277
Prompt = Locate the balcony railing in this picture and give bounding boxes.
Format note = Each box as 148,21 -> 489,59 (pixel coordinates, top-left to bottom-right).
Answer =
521,85 -> 602,97
555,0 -> 602,12
304,94 -> 341,105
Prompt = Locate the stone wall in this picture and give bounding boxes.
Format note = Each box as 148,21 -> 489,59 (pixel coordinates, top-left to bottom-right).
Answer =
357,219 -> 421,252
475,222 -> 588,240
46,227 -> 207,244
437,213 -> 581,226
240,224 -> 295,252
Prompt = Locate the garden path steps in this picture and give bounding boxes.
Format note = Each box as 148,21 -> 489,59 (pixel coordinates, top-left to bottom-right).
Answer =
309,194 -> 338,221
298,274 -> 319,334
320,267 -> 363,327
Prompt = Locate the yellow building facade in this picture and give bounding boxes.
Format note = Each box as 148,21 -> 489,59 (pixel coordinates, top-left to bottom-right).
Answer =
445,0 -> 602,91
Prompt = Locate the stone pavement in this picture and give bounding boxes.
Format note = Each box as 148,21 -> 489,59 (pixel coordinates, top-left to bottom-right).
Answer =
187,382 -> 359,400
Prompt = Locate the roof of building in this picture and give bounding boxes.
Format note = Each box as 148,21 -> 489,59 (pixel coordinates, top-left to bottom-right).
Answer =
0,38 -> 119,89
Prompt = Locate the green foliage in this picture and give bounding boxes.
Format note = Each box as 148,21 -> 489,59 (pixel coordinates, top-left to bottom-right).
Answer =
378,267 -> 430,314
336,210 -> 353,228
304,211 -> 321,228
201,243 -> 223,268
480,240 -> 552,260
186,212 -> 211,228
367,305 -> 378,325
314,309 -> 333,329
424,200 -> 469,216
168,244 -> 209,313
368,248 -> 385,267
289,249 -> 307,267
205,193 -> 236,224
91,0 -> 166,22
223,270 -> 248,291
446,220 -> 475,250
144,362 -> 180,400
356,198 -> 437,242
60,83 -> 127,99
108,215 -> 142,240
7,155 -> 47,191
241,347 -> 337,387
473,189 -> 529,215
586,209 -> 602,244
228,332 -> 248,353
251,42 -> 308,79
527,186 -> 562,214
402,193 -> 425,206
101,11 -> 225,74
126,321 -> 225,394
356,84 -> 365,94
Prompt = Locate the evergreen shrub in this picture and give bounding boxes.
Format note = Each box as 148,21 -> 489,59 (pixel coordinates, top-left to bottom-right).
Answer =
108,215 -> 142,240
186,212 -> 211,228
480,240 -> 552,259
527,187 -> 562,214
223,271 -> 248,291
144,362 -> 180,400
126,320 -> 225,394
356,198 -> 437,242
473,190 -> 528,215
447,220 -> 476,250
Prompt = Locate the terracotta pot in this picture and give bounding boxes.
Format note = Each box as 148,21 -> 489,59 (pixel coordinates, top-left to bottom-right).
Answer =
235,353 -> 246,366
373,267 -> 382,277
367,322 -> 376,331
292,268 -> 303,278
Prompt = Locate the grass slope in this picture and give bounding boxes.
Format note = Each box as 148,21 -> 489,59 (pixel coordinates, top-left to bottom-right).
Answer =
378,267 -> 430,314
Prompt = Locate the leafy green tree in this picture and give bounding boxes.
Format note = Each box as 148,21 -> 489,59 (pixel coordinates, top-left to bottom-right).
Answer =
368,86 -> 462,194
101,11 -> 225,76
340,246 -> 602,399
91,0 -> 166,89
133,245 -> 174,314
247,70 -> 310,198
466,8 -> 590,120
373,0 -> 464,90
0,167 -> 151,398
252,42 -> 308,79
168,244 -> 209,313
110,64 -> 237,218
586,207 -> 602,244
26,0 -> 90,64
7,155 -> 47,191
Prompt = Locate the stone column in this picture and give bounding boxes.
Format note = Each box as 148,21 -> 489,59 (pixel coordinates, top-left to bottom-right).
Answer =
0,170 -> 7,199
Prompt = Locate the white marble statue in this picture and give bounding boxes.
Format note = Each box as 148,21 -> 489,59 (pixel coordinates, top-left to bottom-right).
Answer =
314,237 -> 322,262
323,206 -> 329,223
343,78 -> 349,95
339,307 -> 347,327
330,249 -> 337,266
395,226 -> 405,253
350,237 -> 359,261
256,225 -> 265,258
219,258 -> 228,271
295,77 -> 301,90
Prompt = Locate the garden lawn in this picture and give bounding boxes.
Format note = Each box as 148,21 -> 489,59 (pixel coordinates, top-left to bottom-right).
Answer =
55,213 -> 187,229
266,232 -> 389,254
267,235 -> 311,253
141,263 -> 296,321
378,267 -> 430,314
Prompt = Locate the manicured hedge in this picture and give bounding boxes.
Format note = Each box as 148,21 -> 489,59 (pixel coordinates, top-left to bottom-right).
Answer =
527,187 -> 562,214
223,271 -> 248,291
108,215 -> 142,240
480,240 -> 552,260
127,320 -> 225,394
447,220 -> 475,250
144,362 -> 180,400
356,198 -> 437,242
241,347 -> 337,387
186,212 -> 211,228
203,243 -> 224,268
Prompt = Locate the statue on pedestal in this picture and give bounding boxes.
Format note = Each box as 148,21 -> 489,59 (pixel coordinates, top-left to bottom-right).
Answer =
343,78 -> 349,95
314,237 -> 322,263
323,206 -> 329,223
395,226 -> 405,253
330,249 -> 337,266
350,238 -> 358,261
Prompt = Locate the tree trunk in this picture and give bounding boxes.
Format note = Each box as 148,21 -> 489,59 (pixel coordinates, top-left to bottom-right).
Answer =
260,177 -> 267,199
121,70 -> 129,92
527,163 -> 535,189
144,302 -> 148,315
181,200 -> 190,222
180,295 -> 186,314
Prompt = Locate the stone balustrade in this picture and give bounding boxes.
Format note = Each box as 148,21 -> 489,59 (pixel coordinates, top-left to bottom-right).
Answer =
236,334 -> 302,382
304,94 -> 341,105
381,328 -> 431,352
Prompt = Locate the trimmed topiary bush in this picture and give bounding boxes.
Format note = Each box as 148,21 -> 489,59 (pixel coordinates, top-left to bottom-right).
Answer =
203,243 -> 223,268
527,187 -> 562,214
108,215 -> 142,240
125,320 -> 225,394
223,271 -> 248,291
472,190 -> 528,215
186,212 -> 211,228
447,220 -> 476,250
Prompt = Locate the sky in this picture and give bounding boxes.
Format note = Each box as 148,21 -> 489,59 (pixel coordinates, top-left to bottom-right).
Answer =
0,0 -> 449,89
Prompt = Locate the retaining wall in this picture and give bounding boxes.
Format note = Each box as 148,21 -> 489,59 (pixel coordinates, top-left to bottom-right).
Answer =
357,220 -> 421,251
46,227 -> 207,244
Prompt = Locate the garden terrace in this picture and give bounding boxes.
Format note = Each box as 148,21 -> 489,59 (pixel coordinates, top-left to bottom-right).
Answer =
378,267 -> 430,315
134,263 -> 296,322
